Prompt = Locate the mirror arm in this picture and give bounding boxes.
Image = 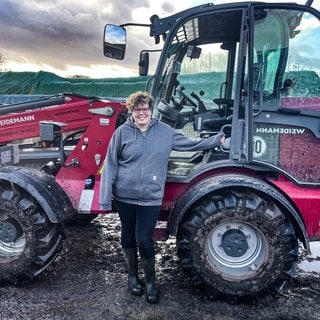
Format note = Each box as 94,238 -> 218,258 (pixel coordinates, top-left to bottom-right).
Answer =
120,23 -> 151,28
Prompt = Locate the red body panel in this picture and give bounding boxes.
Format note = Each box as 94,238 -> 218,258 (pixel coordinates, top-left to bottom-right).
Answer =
0,95 -> 112,144
267,175 -> 320,240
281,97 -> 320,112
55,101 -> 126,213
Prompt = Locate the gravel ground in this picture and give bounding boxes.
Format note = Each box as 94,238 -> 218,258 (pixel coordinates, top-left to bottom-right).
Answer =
0,213 -> 319,320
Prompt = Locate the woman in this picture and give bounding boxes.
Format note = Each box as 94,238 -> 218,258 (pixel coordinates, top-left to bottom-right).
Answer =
100,91 -> 225,304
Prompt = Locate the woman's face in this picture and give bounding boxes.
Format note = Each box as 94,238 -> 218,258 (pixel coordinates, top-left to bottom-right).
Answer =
132,102 -> 151,129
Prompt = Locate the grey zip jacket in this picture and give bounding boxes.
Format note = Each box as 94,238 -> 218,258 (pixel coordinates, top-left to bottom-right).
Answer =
99,117 -> 224,210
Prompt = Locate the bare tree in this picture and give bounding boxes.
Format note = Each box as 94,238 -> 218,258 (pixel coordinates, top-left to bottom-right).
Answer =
0,53 -> 7,71
70,74 -> 90,79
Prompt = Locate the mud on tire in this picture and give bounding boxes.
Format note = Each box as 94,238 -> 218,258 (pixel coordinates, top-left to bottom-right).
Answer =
0,181 -> 65,284
177,188 -> 298,303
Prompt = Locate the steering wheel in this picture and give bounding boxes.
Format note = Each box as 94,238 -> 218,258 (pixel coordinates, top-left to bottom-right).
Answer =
176,87 -> 198,109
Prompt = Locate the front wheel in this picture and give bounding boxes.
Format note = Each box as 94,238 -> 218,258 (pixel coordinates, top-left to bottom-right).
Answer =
177,188 -> 298,303
0,181 -> 65,284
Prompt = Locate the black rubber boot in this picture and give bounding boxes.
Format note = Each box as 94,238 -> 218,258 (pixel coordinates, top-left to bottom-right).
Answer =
123,248 -> 143,296
141,256 -> 159,303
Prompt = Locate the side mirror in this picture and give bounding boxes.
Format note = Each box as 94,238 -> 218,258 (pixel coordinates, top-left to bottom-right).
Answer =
139,51 -> 149,76
103,24 -> 126,60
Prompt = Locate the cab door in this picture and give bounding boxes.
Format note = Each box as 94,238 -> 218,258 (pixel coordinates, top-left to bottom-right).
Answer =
249,5 -> 320,184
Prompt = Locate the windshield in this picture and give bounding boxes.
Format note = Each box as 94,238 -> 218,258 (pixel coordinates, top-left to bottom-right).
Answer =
154,10 -> 243,119
251,6 -> 320,184
250,7 -> 320,108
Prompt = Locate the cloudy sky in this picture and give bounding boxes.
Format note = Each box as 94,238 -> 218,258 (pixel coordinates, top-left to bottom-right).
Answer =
0,0 -> 318,78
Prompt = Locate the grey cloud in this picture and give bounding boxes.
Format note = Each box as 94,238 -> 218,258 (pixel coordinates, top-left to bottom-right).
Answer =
1,1 -> 99,40
160,1 -> 175,13
0,0 -> 179,76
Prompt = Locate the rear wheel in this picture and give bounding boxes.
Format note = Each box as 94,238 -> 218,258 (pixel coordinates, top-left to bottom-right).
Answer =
0,181 -> 65,284
177,188 -> 298,303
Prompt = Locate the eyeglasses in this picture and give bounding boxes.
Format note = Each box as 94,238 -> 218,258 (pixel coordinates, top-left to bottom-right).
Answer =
132,107 -> 150,114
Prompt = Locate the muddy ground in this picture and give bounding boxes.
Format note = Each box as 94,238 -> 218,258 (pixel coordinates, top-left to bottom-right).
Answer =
0,213 -> 319,320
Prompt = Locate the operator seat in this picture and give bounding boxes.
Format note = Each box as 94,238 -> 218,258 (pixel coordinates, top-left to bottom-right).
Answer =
201,116 -> 231,131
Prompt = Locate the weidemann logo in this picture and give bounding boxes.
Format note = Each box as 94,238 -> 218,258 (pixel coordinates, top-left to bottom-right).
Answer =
0,115 -> 35,126
256,127 -> 305,134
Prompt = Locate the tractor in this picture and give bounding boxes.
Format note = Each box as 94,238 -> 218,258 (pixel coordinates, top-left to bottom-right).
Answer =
0,0 -> 319,303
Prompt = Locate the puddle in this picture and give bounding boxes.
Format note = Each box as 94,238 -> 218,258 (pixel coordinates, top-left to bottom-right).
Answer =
298,242 -> 320,273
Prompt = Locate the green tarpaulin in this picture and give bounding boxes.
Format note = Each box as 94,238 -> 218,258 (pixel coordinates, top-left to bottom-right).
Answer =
0,71 -> 149,97
0,70 -> 319,102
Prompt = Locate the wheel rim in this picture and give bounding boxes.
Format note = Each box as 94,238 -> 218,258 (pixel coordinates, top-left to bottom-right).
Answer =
206,220 -> 268,279
0,237 -> 26,256
0,218 -> 26,257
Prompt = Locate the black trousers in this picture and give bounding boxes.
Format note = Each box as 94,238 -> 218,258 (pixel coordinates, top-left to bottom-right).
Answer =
114,200 -> 160,258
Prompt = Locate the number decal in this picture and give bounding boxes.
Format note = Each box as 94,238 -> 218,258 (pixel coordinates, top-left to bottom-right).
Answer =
253,135 -> 267,158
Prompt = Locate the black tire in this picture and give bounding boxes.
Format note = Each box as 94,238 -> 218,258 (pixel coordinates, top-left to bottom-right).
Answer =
177,188 -> 298,303
0,181 -> 65,284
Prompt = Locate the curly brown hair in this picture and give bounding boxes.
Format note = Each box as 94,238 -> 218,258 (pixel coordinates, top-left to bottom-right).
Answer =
125,91 -> 154,112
